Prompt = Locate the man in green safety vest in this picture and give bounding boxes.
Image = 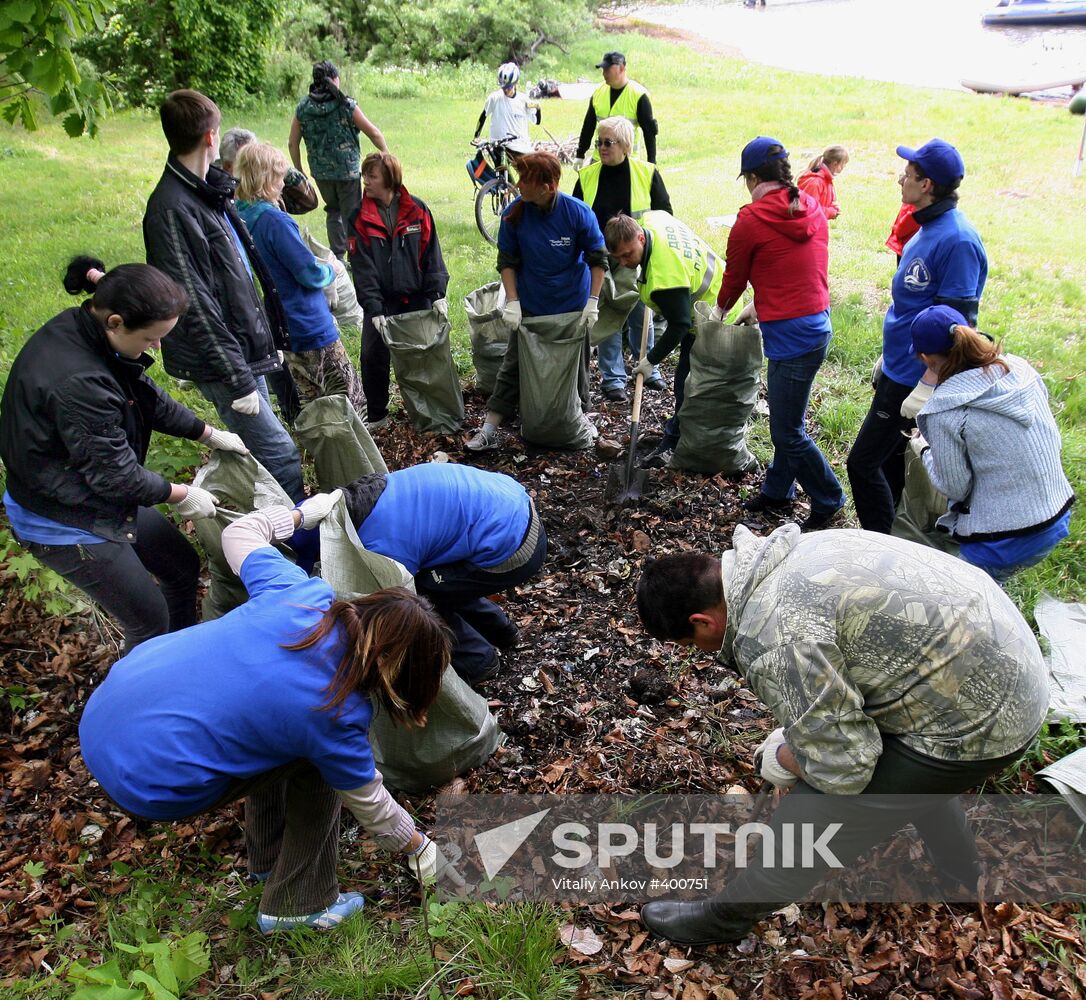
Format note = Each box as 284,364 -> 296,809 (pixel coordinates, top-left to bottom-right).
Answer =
576,52 -> 658,166
604,211 -> 723,468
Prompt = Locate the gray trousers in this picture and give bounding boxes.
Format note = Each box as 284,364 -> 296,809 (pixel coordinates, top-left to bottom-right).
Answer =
316,177 -> 362,259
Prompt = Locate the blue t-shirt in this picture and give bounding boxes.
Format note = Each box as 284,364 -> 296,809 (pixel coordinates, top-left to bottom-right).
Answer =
78,548 -> 376,819
882,208 -> 987,386
237,201 -> 339,352
3,490 -> 105,545
357,464 -> 531,576
497,192 -> 604,316
960,509 -> 1071,572
759,310 -> 832,361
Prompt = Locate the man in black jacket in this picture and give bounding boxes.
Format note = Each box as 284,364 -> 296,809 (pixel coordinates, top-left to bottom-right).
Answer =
143,89 -> 304,501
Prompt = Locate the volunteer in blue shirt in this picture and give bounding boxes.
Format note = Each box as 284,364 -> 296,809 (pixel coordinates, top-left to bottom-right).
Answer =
292,463 -> 546,684
466,151 -> 608,451
846,139 -> 987,534
79,495 -> 459,935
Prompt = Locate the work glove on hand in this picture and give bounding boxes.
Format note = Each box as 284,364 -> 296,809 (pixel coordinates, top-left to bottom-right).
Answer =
173,485 -> 219,520
580,295 -> 599,331
231,390 -> 261,417
754,728 -> 798,789
735,301 -> 758,326
634,357 -> 654,382
371,314 -> 389,336
323,280 -> 340,311
402,834 -> 466,887
295,489 -> 343,530
433,298 -> 449,320
203,428 -> 249,454
501,299 -> 522,330
573,157 -> 585,171
900,380 -> 935,420
709,304 -> 725,323
909,431 -> 930,459
871,355 -> 884,390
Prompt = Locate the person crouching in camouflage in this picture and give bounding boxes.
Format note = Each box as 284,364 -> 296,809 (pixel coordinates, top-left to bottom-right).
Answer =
634,523 -> 1047,946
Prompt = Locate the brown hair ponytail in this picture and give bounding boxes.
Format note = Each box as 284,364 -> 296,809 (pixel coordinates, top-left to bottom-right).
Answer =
936,325 -> 1009,384
283,587 -> 452,726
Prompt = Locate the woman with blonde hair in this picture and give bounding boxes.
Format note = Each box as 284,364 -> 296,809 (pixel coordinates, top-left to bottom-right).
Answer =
79,496 -> 458,934
910,305 -> 1073,581
235,142 -> 366,416
797,145 -> 848,220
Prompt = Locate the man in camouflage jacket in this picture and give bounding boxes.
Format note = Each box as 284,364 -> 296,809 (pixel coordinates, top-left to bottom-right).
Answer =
634,524 -> 1048,945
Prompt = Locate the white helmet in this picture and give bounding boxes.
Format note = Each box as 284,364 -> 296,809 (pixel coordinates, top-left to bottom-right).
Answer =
497,63 -> 520,88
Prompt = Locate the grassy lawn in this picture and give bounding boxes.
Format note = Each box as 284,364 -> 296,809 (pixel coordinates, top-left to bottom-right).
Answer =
1,22 -> 1084,998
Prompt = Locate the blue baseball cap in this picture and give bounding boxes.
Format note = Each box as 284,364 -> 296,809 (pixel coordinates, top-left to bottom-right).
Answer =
909,304 -> 967,355
896,138 -> 965,186
738,136 -> 788,177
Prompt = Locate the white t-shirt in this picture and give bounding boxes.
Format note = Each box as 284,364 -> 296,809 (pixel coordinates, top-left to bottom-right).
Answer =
483,88 -> 535,154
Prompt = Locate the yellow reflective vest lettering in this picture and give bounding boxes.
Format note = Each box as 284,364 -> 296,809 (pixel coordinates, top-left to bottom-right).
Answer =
639,211 -> 723,306
578,158 -> 655,218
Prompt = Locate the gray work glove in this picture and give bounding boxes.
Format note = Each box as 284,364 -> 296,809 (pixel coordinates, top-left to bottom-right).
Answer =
295,489 -> 343,530
173,485 -> 219,520
501,299 -> 522,329
433,298 -> 449,320
203,427 -> 249,454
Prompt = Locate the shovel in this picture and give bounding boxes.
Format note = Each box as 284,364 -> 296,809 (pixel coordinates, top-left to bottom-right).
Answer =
605,307 -> 652,507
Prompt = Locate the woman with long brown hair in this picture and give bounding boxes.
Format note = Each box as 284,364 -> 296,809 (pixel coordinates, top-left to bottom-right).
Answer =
78,493 -> 457,934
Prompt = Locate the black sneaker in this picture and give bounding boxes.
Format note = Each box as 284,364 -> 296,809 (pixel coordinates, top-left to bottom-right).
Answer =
800,505 -> 845,532
742,493 -> 793,514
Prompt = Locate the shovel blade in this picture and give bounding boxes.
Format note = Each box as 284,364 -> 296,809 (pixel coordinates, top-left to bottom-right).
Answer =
605,461 -> 647,507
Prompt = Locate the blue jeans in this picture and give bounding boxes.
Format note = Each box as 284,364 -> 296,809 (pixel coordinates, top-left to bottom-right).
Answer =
596,301 -> 661,391
762,340 -> 845,516
193,376 -> 305,502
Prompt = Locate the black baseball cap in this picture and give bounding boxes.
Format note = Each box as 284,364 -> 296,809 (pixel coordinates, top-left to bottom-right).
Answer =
596,52 -> 626,68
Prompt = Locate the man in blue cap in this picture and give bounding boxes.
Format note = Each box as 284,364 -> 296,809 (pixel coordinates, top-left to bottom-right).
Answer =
846,139 -> 987,535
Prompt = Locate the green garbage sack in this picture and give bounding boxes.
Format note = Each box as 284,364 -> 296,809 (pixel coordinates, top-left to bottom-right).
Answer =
382,306 -> 466,434
592,262 -> 639,346
892,447 -> 959,555
191,451 -> 295,620
303,227 -> 364,331
517,311 -> 595,450
671,302 -> 762,474
318,493 -> 503,795
294,393 -> 387,492
465,282 -> 509,395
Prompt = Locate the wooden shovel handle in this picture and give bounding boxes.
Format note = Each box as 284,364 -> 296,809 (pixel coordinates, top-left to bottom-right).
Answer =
631,304 -> 652,424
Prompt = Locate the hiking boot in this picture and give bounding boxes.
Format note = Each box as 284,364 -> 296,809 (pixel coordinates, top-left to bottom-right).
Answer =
800,504 -> 845,532
743,493 -> 793,515
602,385 -> 628,403
640,899 -> 753,946
465,424 -> 500,452
256,892 -> 365,934
642,374 -> 668,392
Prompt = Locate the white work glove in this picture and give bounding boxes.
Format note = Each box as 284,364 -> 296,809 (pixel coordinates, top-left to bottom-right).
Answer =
871,355 -> 883,390
501,299 -> 522,330
276,350 -> 285,364
573,157 -> 585,171
709,304 -> 725,323
203,427 -> 249,454
909,431 -> 930,459
735,301 -> 758,326
900,381 -> 935,420
172,485 -> 219,520
295,489 -> 343,530
371,314 -> 389,336
634,357 -> 654,381
323,279 -> 340,311
433,298 -> 449,320
231,390 -> 261,416
580,295 -> 599,330
755,728 -> 798,789
402,834 -> 465,887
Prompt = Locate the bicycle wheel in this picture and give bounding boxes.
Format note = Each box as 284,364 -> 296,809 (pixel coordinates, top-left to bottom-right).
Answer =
475,177 -> 516,246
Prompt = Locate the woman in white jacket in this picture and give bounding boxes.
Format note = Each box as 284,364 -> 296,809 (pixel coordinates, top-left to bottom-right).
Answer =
911,305 -> 1074,581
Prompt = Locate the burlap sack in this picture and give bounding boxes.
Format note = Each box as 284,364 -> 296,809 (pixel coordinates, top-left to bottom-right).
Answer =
464,282 -> 509,394
671,302 -> 762,474
892,447 -> 959,555
382,306 -> 465,434
294,394 -> 387,492
517,311 -> 595,450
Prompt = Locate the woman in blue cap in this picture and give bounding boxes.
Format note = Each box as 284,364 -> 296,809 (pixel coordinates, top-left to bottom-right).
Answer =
909,305 -> 1073,581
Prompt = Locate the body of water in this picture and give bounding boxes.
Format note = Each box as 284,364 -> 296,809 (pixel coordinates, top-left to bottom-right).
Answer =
634,0 -> 1086,92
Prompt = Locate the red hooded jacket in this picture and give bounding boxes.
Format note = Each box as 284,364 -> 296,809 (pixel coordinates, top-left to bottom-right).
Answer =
717,186 -> 829,322
797,167 -> 839,220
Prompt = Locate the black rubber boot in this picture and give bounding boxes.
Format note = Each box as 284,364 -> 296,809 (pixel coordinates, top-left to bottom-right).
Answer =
639,899 -> 754,946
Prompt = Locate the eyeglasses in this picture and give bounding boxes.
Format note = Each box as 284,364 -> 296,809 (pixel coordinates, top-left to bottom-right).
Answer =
595,138 -> 620,149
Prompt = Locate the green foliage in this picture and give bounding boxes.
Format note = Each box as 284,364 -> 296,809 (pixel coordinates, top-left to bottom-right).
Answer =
63,930 -> 210,1000
76,0 -> 282,108
0,0 -> 112,135
0,528 -> 76,616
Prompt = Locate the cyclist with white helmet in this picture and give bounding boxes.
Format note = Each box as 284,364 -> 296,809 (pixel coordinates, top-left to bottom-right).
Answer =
475,62 -> 540,156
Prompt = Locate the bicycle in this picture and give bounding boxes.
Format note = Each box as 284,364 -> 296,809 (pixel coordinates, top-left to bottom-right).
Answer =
468,137 -> 520,246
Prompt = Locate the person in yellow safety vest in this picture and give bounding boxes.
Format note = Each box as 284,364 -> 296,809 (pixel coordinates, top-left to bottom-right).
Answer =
604,211 -> 723,468
576,52 -> 658,165
573,117 -> 672,403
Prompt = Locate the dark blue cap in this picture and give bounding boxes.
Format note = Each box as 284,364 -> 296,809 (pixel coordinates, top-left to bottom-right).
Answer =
896,138 -> 966,186
739,136 -> 788,177
910,304 -> 968,355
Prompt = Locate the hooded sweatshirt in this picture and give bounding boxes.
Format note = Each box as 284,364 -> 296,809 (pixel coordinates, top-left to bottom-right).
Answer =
717,185 -> 830,339
917,355 -> 1073,540
719,524 -> 1047,794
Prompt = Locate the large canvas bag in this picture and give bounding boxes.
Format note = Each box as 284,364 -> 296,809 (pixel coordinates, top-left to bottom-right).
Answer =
892,447 -> 959,555
671,302 -> 762,474
294,394 -> 387,492
517,311 -> 595,450
382,306 -> 465,433
465,282 -> 509,394
592,263 -> 640,346
303,228 -> 365,331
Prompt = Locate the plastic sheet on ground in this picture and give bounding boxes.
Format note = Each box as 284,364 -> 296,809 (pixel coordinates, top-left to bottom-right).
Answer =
1037,747 -> 1086,824
671,302 -> 762,474
592,263 -> 639,346
303,227 -> 364,331
1036,595 -> 1086,722
891,448 -> 959,555
465,282 -> 509,394
382,305 -> 465,433
518,311 -> 595,450
294,393 -> 387,492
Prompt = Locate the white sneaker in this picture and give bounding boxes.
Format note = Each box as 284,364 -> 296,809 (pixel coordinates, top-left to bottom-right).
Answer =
465,424 -> 500,452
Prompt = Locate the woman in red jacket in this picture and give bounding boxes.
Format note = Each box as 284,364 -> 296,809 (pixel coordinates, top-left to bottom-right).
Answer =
714,137 -> 845,531
797,145 -> 848,220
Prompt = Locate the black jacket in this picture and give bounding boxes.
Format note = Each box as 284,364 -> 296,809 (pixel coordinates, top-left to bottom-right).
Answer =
143,158 -> 288,398
0,305 -> 205,543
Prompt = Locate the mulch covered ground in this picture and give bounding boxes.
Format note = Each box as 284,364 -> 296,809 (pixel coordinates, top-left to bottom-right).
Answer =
2,384 -> 1085,998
